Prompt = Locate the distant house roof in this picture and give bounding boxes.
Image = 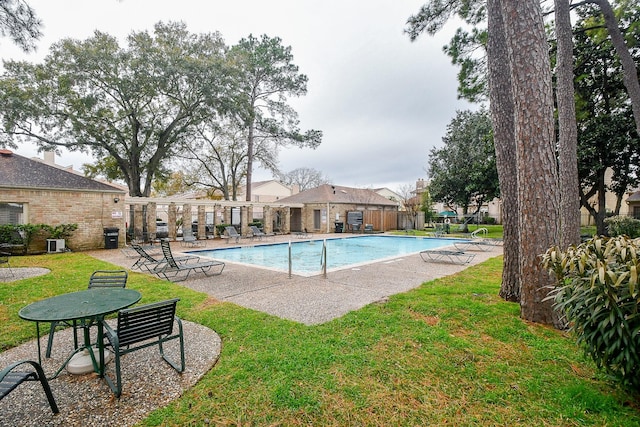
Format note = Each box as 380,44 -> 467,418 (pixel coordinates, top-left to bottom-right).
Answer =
627,191 -> 640,202
0,150 -> 123,193
278,184 -> 399,206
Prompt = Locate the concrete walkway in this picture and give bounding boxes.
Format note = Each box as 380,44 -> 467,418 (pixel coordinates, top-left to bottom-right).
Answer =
89,233 -> 503,325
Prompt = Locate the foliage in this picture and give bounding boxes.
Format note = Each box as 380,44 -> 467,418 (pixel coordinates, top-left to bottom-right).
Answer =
215,223 -> 231,237
605,215 -> 640,238
0,0 -> 42,52
405,0 -> 487,102
228,34 -> 323,201
280,167 -> 330,192
44,223 -> 78,240
420,187 -> 437,225
0,21 -> 230,197
542,236 -> 640,390
178,119 -> 249,201
573,2 -> 640,234
427,108 -> 498,217
4,253 -> 640,424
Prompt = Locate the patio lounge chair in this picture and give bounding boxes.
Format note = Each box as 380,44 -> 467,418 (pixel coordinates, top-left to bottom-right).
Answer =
0,360 -> 59,413
249,225 -> 274,241
101,298 -> 185,397
153,240 -> 224,281
45,270 -> 129,358
223,226 -> 242,243
453,240 -> 492,252
294,228 -> 312,238
130,242 -> 198,272
181,228 -> 206,248
419,249 -> 476,265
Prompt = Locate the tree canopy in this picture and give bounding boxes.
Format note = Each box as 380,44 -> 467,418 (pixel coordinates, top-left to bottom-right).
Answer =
280,167 -> 330,192
0,21 -> 231,196
427,108 -> 499,217
228,34 -> 322,201
0,0 -> 41,52
0,25 -> 323,198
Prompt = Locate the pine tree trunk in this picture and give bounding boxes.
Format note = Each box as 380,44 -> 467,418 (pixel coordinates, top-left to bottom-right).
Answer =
500,0 -> 562,326
555,0 -> 582,248
487,0 -> 520,302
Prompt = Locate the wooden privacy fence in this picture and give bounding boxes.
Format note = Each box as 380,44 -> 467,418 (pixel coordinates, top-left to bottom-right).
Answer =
363,210 -> 398,232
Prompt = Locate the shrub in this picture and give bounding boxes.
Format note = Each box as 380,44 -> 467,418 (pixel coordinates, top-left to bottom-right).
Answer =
44,223 -> 78,240
542,236 -> 640,390
604,215 -> 640,238
216,224 -> 230,237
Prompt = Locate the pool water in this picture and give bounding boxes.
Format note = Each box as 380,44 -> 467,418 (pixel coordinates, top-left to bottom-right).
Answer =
191,235 -> 456,276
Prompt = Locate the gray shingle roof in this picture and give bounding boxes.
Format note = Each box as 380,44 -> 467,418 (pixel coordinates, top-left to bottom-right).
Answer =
627,191 -> 640,202
0,150 -> 123,193
277,184 -> 398,206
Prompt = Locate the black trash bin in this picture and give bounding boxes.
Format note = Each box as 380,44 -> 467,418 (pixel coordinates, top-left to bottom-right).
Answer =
103,227 -> 119,249
334,221 -> 344,233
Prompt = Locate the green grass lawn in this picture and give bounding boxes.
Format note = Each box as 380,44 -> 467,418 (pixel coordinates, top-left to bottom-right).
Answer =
2,253 -> 639,426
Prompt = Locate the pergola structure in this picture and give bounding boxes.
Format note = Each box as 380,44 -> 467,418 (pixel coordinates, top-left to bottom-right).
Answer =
123,197 -> 305,241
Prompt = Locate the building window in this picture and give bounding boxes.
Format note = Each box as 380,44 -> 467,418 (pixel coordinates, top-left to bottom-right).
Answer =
0,203 -> 26,225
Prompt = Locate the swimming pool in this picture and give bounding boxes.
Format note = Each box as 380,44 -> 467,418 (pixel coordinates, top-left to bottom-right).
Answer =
190,235 -> 457,276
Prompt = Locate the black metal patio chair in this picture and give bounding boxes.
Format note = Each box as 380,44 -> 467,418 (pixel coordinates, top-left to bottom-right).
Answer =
101,298 -> 185,397
0,360 -> 59,413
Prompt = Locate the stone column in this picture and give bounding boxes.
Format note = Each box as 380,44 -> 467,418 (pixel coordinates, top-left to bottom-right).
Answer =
284,207 -> 291,234
197,205 -> 206,239
263,206 -> 273,234
240,206 -> 250,236
168,203 -> 177,240
182,203 -> 192,237
146,202 -> 157,242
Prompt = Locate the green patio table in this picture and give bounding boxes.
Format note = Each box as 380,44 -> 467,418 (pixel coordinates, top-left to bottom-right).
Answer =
18,288 -> 141,379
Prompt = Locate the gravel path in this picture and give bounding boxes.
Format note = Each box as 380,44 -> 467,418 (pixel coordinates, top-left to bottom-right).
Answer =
0,319 -> 221,426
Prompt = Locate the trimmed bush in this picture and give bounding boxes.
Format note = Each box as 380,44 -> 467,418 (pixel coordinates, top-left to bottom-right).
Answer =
605,215 -> 640,238
542,236 -> 640,390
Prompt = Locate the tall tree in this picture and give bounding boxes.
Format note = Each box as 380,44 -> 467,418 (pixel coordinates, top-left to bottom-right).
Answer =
0,22 -> 230,196
397,184 -> 423,230
499,0 -> 561,326
179,119 -> 250,201
486,0 -> 521,302
0,0 -> 41,52
585,0 -> 640,136
427,108 -> 499,229
574,3 -> 640,234
228,34 -> 322,202
280,167 -> 330,192
555,0 -> 582,248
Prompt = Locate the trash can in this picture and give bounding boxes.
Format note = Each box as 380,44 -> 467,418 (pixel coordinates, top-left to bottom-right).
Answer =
334,222 -> 344,233
103,227 -> 119,249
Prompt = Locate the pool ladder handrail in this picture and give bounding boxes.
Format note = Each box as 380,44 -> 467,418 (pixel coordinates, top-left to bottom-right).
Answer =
321,239 -> 327,279
287,239 -> 328,279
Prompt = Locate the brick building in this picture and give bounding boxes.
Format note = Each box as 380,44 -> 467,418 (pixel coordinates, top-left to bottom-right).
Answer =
277,184 -> 399,233
0,150 -> 126,252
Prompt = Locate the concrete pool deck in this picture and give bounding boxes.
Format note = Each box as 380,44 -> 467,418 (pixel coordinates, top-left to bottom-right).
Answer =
89,233 -> 503,325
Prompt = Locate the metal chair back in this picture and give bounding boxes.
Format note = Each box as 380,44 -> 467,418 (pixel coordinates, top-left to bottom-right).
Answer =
88,270 -> 128,288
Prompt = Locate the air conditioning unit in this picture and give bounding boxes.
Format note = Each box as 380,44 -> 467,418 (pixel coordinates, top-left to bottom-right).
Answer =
47,239 -> 65,253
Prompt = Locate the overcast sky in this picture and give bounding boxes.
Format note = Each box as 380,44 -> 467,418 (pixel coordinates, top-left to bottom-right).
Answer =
3,0 -> 474,192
